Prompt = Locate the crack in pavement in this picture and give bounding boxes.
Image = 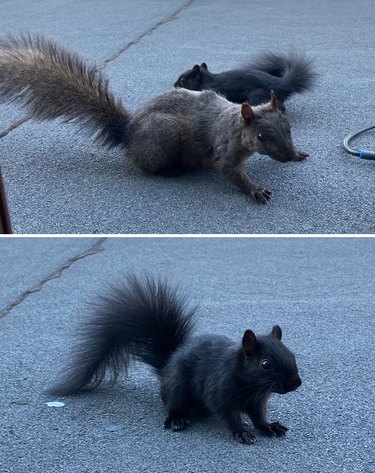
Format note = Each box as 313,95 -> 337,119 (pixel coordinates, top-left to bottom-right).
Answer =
0,0 -> 195,139
0,237 -> 106,319
96,0 -> 196,70
0,114 -> 33,140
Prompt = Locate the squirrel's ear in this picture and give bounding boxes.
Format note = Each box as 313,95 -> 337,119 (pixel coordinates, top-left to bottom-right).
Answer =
242,330 -> 258,358
271,325 -> 282,340
192,64 -> 201,75
270,90 -> 279,110
241,103 -> 255,125
200,62 -> 208,70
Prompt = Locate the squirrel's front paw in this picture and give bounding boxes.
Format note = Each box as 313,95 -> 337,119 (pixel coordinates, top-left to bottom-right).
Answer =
294,149 -> 309,161
234,430 -> 257,444
252,187 -> 272,205
270,421 -> 288,436
256,421 -> 288,437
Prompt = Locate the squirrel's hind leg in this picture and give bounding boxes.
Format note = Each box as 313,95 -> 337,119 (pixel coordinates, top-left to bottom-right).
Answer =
161,374 -> 194,432
128,114 -> 186,177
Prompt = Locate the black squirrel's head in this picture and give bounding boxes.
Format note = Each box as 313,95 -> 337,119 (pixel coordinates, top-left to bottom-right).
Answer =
241,325 -> 302,395
240,91 -> 306,163
174,63 -> 208,90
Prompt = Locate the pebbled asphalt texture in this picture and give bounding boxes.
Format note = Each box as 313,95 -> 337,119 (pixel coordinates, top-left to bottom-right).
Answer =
0,0 -> 374,234
0,237 -> 374,472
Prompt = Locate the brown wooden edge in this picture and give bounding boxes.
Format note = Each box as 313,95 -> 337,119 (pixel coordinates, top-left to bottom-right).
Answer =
0,166 -> 12,234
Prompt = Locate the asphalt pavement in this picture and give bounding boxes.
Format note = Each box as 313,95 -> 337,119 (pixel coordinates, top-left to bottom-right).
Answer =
0,237 -> 374,472
0,0 -> 374,233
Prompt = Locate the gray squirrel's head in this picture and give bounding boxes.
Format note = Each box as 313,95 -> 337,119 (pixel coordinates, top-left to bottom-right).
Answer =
241,324 -> 302,395
240,91 -> 304,163
174,63 -> 208,90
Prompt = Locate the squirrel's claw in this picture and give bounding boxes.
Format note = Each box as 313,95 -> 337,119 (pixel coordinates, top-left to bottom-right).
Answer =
270,421 -> 288,436
252,187 -> 272,204
256,421 -> 288,437
164,416 -> 190,431
294,149 -> 309,161
234,430 -> 257,444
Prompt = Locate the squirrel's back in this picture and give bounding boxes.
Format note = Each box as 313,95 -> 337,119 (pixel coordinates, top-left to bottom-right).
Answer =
133,88 -> 228,120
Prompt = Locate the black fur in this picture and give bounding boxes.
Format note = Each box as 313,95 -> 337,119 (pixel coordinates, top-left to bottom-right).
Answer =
174,52 -> 317,110
49,276 -> 196,394
49,275 -> 301,443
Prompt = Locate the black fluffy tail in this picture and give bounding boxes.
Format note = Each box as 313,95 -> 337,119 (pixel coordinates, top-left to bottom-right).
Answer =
49,275 -> 196,395
249,52 -> 317,103
0,34 -> 129,148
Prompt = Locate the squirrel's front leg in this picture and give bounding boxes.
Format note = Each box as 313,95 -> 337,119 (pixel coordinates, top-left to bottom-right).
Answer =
247,398 -> 288,437
221,410 -> 257,444
216,161 -> 272,204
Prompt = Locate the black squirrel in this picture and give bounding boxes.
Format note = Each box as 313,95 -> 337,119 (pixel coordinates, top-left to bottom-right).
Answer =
49,275 -> 302,444
0,35 -> 309,204
174,52 -> 317,111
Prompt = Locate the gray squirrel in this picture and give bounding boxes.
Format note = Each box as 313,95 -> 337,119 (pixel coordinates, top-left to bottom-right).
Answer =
49,275 -> 302,444
0,34 -> 309,204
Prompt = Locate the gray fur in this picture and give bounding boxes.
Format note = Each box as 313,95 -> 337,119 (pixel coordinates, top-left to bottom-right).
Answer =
0,34 -> 309,203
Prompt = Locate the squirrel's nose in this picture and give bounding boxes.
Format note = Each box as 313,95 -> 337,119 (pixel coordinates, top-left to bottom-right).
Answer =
290,375 -> 302,390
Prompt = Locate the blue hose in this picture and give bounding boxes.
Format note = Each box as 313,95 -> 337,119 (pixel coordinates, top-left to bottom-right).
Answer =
343,125 -> 375,161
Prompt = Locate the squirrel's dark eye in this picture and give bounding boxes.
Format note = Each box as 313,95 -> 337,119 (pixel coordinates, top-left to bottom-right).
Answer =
257,133 -> 266,142
180,78 -> 184,84
261,359 -> 272,370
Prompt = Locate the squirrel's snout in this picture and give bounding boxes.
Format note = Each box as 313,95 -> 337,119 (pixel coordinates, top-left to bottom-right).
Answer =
267,145 -> 297,163
286,147 -> 299,162
289,375 -> 302,391
274,374 -> 302,394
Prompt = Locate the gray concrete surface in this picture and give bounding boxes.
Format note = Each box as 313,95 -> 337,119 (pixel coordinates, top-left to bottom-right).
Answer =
0,0 -> 374,234
0,237 -> 374,472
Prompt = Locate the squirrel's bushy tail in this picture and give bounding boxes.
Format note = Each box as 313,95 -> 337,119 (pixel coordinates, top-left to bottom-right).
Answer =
49,275 -> 196,395
250,52 -> 317,102
0,34 -> 129,148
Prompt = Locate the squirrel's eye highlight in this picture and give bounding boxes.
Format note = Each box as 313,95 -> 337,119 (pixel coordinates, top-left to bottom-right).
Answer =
261,359 -> 272,370
257,133 -> 265,142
